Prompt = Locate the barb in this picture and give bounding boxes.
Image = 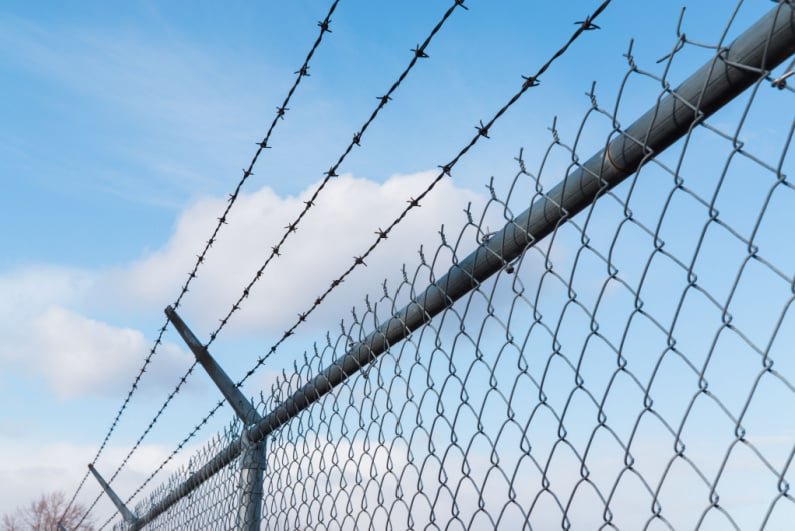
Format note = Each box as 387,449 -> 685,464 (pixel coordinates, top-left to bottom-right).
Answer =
65,0 -> 340,524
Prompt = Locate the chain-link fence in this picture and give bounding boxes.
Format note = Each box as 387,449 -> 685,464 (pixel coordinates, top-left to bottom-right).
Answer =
93,2 -> 795,530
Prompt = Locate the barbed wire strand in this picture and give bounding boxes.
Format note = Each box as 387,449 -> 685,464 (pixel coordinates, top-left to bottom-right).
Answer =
102,4 -> 612,528
62,1 -> 341,526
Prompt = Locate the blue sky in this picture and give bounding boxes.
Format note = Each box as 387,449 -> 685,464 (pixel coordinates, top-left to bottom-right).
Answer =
0,0 -> 791,528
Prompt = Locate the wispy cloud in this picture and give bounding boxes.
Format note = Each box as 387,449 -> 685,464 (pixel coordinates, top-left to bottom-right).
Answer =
0,12 -> 274,207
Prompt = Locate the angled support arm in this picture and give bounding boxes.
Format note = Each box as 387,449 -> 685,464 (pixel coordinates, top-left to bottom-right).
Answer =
165,306 -> 261,426
88,464 -> 137,525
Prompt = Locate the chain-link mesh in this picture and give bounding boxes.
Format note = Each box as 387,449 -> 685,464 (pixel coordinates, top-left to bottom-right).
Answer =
111,3 -> 794,530
130,422 -> 242,530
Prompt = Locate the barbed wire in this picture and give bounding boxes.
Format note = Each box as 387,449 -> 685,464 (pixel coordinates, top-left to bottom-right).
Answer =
105,3 -> 613,527
63,1 -> 341,527
202,0 -> 471,349
81,1 -> 470,526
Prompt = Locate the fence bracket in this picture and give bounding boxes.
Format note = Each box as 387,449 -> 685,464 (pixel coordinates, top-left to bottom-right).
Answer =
88,464 -> 138,525
165,306 -> 261,426
165,305 -> 265,530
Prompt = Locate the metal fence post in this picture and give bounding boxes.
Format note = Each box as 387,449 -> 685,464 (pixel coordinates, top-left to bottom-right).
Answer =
88,464 -> 138,526
237,430 -> 266,529
165,306 -> 265,531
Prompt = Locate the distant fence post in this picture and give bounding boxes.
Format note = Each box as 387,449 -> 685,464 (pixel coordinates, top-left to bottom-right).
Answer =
165,306 -> 265,531
88,464 -> 138,526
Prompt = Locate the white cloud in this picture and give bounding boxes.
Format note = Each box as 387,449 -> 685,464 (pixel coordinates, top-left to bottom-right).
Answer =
30,307 -> 190,399
113,171 -> 486,337
0,172 -> 485,399
0,268 -> 190,401
0,438 -> 198,524
0,266 -> 92,325
0,266 -> 94,365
